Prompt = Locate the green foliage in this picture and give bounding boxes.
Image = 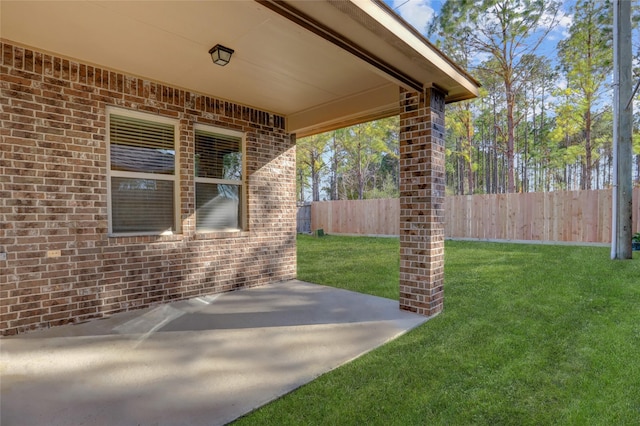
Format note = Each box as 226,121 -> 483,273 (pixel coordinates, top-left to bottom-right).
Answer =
340,118 -> 398,200
555,0 -> 613,189
295,0 -> 640,195
448,0 -> 559,192
297,133 -> 330,202
296,118 -> 401,202
558,0 -> 612,88
364,174 -> 399,200
235,237 -> 640,425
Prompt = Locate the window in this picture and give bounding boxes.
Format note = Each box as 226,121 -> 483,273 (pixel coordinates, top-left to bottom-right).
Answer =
107,108 -> 179,235
195,126 -> 244,232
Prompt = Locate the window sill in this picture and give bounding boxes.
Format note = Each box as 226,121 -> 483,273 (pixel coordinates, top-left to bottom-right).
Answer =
108,232 -> 184,243
195,230 -> 249,240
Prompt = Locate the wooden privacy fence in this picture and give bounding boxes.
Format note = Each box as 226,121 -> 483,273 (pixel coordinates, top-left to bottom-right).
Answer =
310,189 -> 640,244
296,204 -> 311,234
311,198 -> 400,236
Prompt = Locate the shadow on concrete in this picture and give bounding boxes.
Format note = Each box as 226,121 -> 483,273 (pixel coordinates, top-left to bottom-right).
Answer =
1,280 -> 428,426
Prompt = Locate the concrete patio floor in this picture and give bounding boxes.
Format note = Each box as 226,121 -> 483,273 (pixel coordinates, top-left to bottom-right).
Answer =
1,280 -> 428,426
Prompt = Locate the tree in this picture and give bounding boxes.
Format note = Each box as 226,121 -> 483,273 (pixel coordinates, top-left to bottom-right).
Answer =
635,29 -> 640,186
339,118 -> 396,200
296,133 -> 330,202
296,159 -> 309,203
447,101 -> 476,194
326,129 -> 346,200
437,31 -> 478,195
634,110 -> 640,186
522,56 -> 556,191
476,65 -> 509,193
432,0 -> 561,192
557,0 -> 613,190
549,86 -> 583,190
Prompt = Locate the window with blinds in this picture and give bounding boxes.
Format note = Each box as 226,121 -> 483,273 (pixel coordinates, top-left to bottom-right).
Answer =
107,109 -> 178,235
195,126 -> 244,232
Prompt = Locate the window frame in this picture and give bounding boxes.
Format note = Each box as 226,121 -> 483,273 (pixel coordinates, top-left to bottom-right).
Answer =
106,107 -> 180,237
194,124 -> 246,233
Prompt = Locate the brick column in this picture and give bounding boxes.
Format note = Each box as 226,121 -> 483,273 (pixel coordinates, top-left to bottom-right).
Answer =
399,87 -> 446,317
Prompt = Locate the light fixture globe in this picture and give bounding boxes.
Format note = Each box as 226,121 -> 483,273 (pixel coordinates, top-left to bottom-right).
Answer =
209,44 -> 234,66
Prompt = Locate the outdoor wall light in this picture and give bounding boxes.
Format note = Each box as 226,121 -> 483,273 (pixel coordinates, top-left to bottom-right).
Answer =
209,44 -> 234,66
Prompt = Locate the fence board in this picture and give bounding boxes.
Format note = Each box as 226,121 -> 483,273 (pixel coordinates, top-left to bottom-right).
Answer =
634,189 -> 640,237
309,188 -> 640,243
296,204 -> 311,233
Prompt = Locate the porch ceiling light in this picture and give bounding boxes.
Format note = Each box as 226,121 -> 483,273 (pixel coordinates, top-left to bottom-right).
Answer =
209,44 -> 234,67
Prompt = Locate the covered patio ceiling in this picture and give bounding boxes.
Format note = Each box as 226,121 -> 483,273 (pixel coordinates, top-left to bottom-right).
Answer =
0,0 -> 479,137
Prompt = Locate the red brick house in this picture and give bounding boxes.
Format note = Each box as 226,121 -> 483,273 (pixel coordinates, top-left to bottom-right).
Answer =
0,0 -> 479,335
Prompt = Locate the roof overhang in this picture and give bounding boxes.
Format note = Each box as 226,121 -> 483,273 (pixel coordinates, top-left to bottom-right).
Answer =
0,0 -> 479,137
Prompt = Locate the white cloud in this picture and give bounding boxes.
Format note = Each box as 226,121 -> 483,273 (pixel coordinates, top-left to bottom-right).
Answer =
473,51 -> 492,65
541,7 -> 573,39
539,2 -> 573,29
555,9 -> 573,38
391,0 -> 435,35
555,75 -> 568,91
557,12 -> 573,30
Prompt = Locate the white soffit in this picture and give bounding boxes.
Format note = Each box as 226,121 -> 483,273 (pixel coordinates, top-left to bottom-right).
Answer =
0,0 -> 479,137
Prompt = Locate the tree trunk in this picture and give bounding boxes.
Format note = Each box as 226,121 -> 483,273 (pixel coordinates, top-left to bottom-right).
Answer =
584,107 -> 592,190
457,137 -> 464,195
522,89 -> 528,193
506,79 -> 516,193
357,142 -> 364,200
466,104 -> 475,195
298,169 -> 305,203
330,136 -> 338,200
491,98 -> 498,194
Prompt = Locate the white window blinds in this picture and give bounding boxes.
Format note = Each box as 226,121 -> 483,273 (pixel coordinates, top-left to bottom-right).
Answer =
195,128 -> 243,232
108,111 -> 177,234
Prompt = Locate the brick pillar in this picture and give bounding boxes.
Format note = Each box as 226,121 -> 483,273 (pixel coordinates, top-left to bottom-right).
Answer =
399,87 -> 446,317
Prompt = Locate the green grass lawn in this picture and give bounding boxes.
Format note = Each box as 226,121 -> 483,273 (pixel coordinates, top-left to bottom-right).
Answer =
235,235 -> 640,425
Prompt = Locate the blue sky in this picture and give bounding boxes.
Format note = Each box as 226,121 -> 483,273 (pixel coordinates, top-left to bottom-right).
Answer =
384,0 -> 575,63
384,0 -> 640,99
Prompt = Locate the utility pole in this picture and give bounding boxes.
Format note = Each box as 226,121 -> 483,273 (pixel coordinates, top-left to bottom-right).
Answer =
611,0 -> 633,260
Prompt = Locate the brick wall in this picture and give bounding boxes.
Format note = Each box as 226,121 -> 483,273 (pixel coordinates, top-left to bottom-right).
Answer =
398,87 -> 446,317
0,41 -> 297,335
